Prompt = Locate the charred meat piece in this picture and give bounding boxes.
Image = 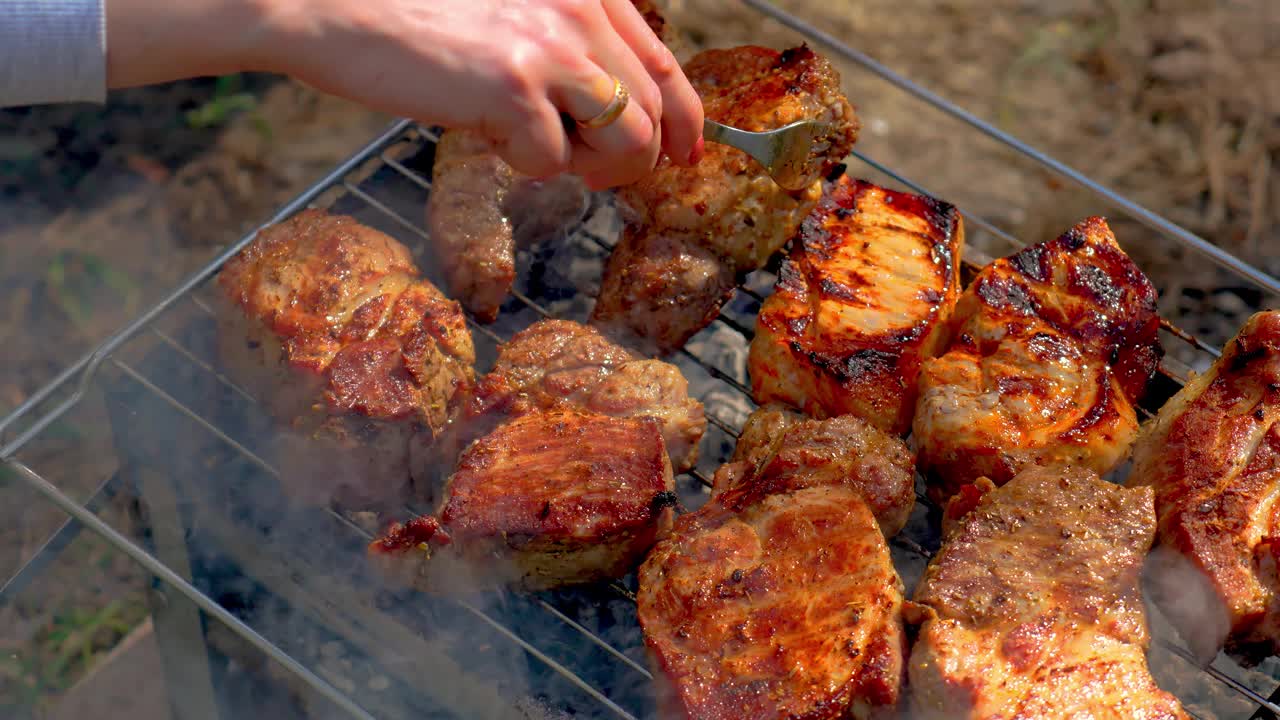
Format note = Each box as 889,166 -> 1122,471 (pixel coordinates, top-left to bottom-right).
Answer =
912,217 -> 1162,503
370,409 -> 675,591
1129,311 -> 1280,662
639,484 -> 905,719
215,209 -> 475,507
909,465 -> 1187,720
426,128 -> 587,322
749,175 -> 963,434
457,319 -> 706,473
715,403 -> 915,537
593,45 -> 859,355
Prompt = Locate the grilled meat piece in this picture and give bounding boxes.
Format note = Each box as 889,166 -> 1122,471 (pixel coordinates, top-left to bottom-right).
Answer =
426,128 -> 588,322
909,465 -> 1187,720
591,226 -> 738,356
749,175 -> 963,434
455,319 -> 706,474
215,209 -> 475,507
912,217 -> 1162,503
371,409 -> 675,591
630,0 -> 669,38
637,400 -> 913,719
424,0 -> 671,323
639,484 -> 905,719
1129,311 -> 1280,662
592,45 -> 859,355
715,403 -> 915,537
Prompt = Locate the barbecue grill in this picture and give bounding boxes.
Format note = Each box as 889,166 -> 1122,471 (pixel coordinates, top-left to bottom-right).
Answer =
4,2 -> 1280,718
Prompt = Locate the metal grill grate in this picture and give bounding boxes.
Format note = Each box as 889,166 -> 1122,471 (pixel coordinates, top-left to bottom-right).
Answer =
4,2 -> 1280,718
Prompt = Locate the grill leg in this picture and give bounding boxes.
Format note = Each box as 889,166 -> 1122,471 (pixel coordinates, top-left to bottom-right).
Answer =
132,464 -> 223,720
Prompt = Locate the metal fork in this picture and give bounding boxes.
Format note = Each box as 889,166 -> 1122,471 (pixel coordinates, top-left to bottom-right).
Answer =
702,118 -> 834,191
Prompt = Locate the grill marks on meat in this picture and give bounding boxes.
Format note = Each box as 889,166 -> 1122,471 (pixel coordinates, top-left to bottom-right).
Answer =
638,405 -> 912,719
640,489 -> 905,720
912,216 -> 1162,503
215,209 -> 475,507
457,319 -> 706,474
592,45 -> 859,356
426,129 -> 587,323
1129,311 -> 1280,662
372,409 -> 675,592
749,175 -> 963,435
716,404 -> 916,537
908,466 -> 1188,720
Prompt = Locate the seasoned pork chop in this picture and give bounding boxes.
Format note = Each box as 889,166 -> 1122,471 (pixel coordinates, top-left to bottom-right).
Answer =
913,216 -> 1162,503
593,45 -> 859,355
639,485 -> 905,719
715,404 -> 916,537
909,465 -> 1187,720
1130,310 -> 1280,662
637,401 -> 912,719
456,319 -> 706,474
749,175 -> 963,434
215,209 -> 475,507
370,409 -> 676,591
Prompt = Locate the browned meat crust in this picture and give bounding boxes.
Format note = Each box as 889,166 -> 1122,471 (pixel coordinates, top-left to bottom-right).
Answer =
909,465 -> 1187,720
426,129 -> 587,323
714,404 -> 916,537
912,216 -> 1162,503
638,485 -> 905,719
592,45 -> 860,355
637,399 -> 914,719
1129,310 -> 1280,662
371,409 -> 675,591
452,319 -> 706,475
591,226 -> 738,356
749,175 -> 963,434
215,209 -> 475,506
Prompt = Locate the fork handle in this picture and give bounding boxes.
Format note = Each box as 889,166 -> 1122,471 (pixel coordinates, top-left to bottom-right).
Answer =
702,118 -> 770,164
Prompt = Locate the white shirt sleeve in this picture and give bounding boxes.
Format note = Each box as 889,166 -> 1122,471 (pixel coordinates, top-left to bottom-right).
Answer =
0,0 -> 107,108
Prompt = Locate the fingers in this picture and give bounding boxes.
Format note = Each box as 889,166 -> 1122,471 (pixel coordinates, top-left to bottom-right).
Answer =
551,11 -> 664,187
495,0 -> 703,187
495,98 -> 574,179
554,64 -> 655,162
569,124 -> 663,190
601,0 -> 704,167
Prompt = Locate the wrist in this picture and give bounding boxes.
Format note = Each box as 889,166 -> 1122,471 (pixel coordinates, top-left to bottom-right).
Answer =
106,0 -> 279,87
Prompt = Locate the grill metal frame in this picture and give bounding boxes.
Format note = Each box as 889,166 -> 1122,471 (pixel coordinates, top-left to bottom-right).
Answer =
4,2 -> 1280,717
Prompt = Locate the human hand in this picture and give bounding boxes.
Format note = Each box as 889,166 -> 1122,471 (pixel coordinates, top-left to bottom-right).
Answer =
105,0 -> 705,189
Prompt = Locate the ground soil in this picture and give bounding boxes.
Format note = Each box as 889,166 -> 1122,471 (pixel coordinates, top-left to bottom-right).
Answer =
0,0 -> 1276,717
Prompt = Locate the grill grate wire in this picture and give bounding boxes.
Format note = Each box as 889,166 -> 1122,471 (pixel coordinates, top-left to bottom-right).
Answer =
99,123 -> 1280,718
3,2 -> 1280,714
2,119 -> 1273,720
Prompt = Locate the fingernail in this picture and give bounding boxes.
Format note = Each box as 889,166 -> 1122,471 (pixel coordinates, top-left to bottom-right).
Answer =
687,136 -> 705,166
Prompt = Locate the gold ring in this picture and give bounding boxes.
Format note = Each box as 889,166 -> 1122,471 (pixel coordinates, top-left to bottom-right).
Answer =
577,76 -> 629,130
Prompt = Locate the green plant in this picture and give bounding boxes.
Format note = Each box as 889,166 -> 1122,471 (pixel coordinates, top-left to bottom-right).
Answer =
185,74 -> 259,129
44,250 -> 141,329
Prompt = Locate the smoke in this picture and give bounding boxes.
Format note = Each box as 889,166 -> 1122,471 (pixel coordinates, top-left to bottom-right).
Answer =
1143,543 -> 1232,665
